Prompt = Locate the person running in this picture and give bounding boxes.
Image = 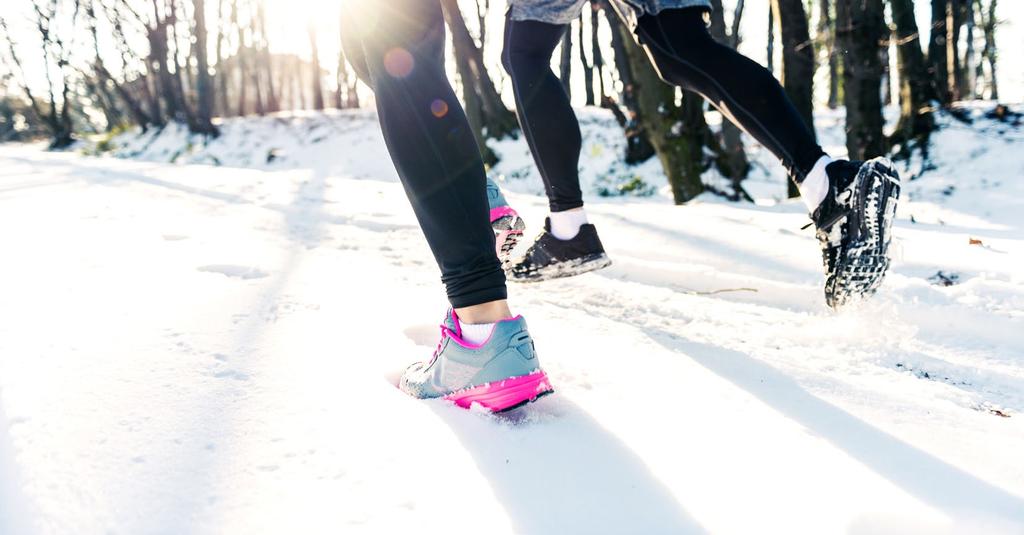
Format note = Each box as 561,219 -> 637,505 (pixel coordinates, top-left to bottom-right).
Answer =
502,1 -> 901,309
340,0 -> 552,411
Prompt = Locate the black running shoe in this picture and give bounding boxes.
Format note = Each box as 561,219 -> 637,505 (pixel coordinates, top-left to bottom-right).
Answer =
812,157 -> 901,309
507,218 -> 612,282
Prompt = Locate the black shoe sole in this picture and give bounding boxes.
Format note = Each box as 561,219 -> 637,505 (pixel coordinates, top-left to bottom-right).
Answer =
508,253 -> 613,283
826,158 -> 901,309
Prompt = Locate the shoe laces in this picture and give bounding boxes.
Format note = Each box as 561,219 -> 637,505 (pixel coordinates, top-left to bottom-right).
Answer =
429,323 -> 458,366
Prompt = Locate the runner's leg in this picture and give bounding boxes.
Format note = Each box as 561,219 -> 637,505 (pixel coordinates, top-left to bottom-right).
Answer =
633,7 -> 827,183
499,8 -> 611,280
501,18 -> 584,214
342,0 -> 507,313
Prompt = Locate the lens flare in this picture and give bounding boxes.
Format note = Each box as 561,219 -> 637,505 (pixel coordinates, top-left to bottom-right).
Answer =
383,48 -> 414,78
430,99 -> 449,118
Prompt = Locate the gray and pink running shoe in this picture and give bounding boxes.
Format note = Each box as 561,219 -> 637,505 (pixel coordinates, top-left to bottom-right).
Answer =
399,309 -> 554,412
487,177 -> 526,266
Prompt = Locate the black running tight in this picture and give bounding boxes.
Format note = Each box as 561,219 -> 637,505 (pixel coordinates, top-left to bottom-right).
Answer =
501,19 -> 584,213
341,0 -> 505,308
502,7 -> 826,207
635,8 -> 825,181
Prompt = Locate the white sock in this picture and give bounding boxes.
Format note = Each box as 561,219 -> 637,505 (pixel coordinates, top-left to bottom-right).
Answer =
549,208 -> 588,240
799,155 -> 834,214
459,322 -> 495,345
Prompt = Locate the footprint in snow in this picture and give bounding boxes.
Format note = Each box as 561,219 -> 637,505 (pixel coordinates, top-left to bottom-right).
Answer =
197,265 -> 268,280
213,369 -> 250,381
403,324 -> 438,347
382,325 -> 432,387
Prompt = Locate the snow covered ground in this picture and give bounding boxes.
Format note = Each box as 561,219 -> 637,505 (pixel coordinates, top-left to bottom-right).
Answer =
2,105 -> 1023,534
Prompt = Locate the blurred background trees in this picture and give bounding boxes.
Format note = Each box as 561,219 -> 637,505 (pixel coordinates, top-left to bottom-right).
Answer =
0,0 -> 1012,199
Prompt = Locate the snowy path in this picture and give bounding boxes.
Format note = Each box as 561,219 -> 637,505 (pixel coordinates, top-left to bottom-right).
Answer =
1,142 -> 1023,534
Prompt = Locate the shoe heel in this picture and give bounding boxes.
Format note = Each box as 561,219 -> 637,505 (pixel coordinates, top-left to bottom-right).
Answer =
444,370 -> 554,412
492,215 -> 525,262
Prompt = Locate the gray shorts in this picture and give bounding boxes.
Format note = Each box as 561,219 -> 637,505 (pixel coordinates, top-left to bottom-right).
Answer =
509,0 -> 712,29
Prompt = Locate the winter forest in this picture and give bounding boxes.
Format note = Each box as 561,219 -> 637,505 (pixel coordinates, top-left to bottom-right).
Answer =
2,0 -> 1024,534
0,0 -> 1015,198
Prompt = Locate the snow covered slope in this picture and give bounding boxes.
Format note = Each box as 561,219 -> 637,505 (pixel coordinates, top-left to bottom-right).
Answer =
1,106 -> 1023,534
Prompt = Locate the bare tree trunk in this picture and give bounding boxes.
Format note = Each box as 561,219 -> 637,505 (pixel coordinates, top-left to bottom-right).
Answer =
338,12 -> 360,109
578,13 -> 595,106
947,0 -> 964,101
346,58 -> 360,108
143,75 -> 164,126
964,0 -> 976,98
440,0 -> 518,145
83,76 -> 123,131
836,0 -> 886,159
336,46 -> 347,109
248,10 -> 264,116
84,1 -> 151,130
295,59 -> 306,109
232,1 -> 247,115
978,0 -> 998,99
730,0 -> 745,47
771,0 -> 816,197
169,3 -> 191,100
277,56 -> 290,110
819,0 -> 840,109
448,23 -> 494,163
166,0 -> 197,129
251,58 -> 265,115
611,13 -> 706,203
212,0 -> 227,117
96,63 -> 152,130
149,15 -> 187,123
771,0 -> 815,133
1,16 -> 52,140
106,3 -> 165,126
590,3 -> 606,103
257,1 -> 277,112
442,0 -> 506,163
890,0 -> 936,156
708,0 -> 750,194
307,23 -> 323,109
928,0 -> 951,104
11,1 -> 80,147
601,0 -> 655,164
193,0 -> 218,135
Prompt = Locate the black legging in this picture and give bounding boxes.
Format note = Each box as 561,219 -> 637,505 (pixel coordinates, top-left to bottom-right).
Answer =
636,9 -> 825,180
502,7 -> 826,204
341,1 -> 505,308
501,19 -> 584,213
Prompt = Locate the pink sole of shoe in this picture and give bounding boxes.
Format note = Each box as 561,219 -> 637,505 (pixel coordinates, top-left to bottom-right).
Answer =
495,228 -> 523,259
444,370 -> 554,412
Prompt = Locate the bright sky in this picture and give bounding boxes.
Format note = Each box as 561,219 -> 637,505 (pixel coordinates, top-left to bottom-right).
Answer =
1,0 -> 1022,108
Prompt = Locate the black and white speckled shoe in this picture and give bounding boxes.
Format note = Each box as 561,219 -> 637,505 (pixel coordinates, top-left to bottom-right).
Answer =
812,157 -> 901,309
507,218 -> 612,282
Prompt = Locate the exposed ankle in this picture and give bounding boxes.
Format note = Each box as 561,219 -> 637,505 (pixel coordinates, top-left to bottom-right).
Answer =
454,300 -> 512,325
